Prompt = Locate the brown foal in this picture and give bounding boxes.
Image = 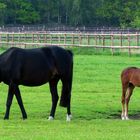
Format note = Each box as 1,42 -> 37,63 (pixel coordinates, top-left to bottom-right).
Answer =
121,67 -> 140,120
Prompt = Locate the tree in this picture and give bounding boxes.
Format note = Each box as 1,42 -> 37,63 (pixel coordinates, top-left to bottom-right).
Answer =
0,2 -> 6,25
69,0 -> 82,26
130,1 -> 140,27
0,0 -> 139,27
3,0 -> 40,24
16,0 -> 40,24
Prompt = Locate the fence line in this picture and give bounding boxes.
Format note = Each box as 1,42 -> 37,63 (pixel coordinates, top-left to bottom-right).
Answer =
0,26 -> 140,33
0,32 -> 139,55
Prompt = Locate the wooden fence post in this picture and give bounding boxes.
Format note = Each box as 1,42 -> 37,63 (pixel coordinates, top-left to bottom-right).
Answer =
64,34 -> 66,45
102,35 -> 105,46
95,35 -> 97,46
58,34 -> 61,44
44,34 -> 47,43
12,34 -> 14,47
32,34 -> 35,43
79,34 -> 82,46
87,35 -> 90,46
128,34 -> 131,56
111,35 -> 114,55
136,32 -> 139,47
6,34 -> 9,48
0,34 -> 1,47
102,35 -> 105,51
120,32 -> 122,46
72,34 -> 74,46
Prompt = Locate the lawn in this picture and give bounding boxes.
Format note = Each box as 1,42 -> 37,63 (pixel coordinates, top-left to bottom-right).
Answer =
0,47 -> 140,139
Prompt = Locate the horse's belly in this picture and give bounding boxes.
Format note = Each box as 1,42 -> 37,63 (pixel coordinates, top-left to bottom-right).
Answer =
21,78 -> 49,86
20,72 -> 51,86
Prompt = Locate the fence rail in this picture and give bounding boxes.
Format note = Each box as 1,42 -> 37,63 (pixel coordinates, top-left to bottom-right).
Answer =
0,32 -> 140,55
0,26 -> 140,33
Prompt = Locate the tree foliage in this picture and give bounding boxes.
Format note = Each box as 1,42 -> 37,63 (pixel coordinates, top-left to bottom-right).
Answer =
0,0 -> 139,27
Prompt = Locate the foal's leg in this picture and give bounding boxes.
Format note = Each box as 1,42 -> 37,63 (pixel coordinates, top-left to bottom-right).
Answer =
125,85 -> 134,120
48,77 -> 59,120
14,85 -> 27,119
4,85 -> 14,119
121,84 -> 127,120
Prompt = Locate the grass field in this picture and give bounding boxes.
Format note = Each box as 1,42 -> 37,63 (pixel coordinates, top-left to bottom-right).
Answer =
1,47 -> 140,139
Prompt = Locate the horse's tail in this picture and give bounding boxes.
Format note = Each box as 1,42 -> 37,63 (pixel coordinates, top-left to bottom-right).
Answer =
60,50 -> 73,107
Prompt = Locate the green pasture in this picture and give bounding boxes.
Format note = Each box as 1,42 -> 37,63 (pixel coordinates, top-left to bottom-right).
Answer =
1,47 -> 140,139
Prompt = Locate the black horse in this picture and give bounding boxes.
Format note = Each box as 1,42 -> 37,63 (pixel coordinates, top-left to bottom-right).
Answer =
0,46 -> 73,121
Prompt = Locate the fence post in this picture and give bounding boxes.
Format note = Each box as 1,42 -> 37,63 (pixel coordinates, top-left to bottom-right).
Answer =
12,34 -> 14,47
6,34 -> 9,48
87,35 -> 90,46
128,34 -> 131,56
120,32 -> 122,46
102,35 -> 105,46
111,34 -> 114,55
37,33 -> 39,43
32,34 -> 34,43
79,34 -> 82,46
72,34 -> 74,46
58,34 -> 61,44
64,34 -> 66,46
0,34 -> 1,47
102,35 -> 105,51
136,32 -> 139,47
50,34 -> 52,44
44,33 -> 47,43
18,34 -> 20,42
95,34 -> 97,46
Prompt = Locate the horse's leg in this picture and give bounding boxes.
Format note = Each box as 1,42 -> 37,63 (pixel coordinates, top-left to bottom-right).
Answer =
121,84 -> 127,120
48,77 -> 59,120
61,79 -> 72,121
14,85 -> 27,119
125,84 -> 134,120
4,84 -> 14,120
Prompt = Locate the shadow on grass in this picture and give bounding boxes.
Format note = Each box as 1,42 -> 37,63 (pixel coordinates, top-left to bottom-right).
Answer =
128,111 -> 140,120
74,110 -> 121,120
110,111 -> 140,120
75,110 -> 140,120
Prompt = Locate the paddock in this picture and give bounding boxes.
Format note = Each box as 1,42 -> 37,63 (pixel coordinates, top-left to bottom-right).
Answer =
0,28 -> 140,140
0,48 -> 140,139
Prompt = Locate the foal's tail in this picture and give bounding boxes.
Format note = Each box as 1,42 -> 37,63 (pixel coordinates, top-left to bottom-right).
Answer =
60,50 -> 73,107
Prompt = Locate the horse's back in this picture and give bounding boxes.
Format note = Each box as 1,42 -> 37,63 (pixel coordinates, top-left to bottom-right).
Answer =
42,46 -> 73,75
0,46 -> 73,86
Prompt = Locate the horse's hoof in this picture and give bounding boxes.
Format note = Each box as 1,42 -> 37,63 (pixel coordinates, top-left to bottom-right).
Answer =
125,116 -> 130,120
48,116 -> 54,121
121,116 -> 125,120
4,117 -> 9,120
23,117 -> 27,120
66,114 -> 72,122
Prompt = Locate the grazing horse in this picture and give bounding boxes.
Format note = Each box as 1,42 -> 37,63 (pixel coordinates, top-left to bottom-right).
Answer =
0,46 -> 73,121
121,67 -> 140,120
